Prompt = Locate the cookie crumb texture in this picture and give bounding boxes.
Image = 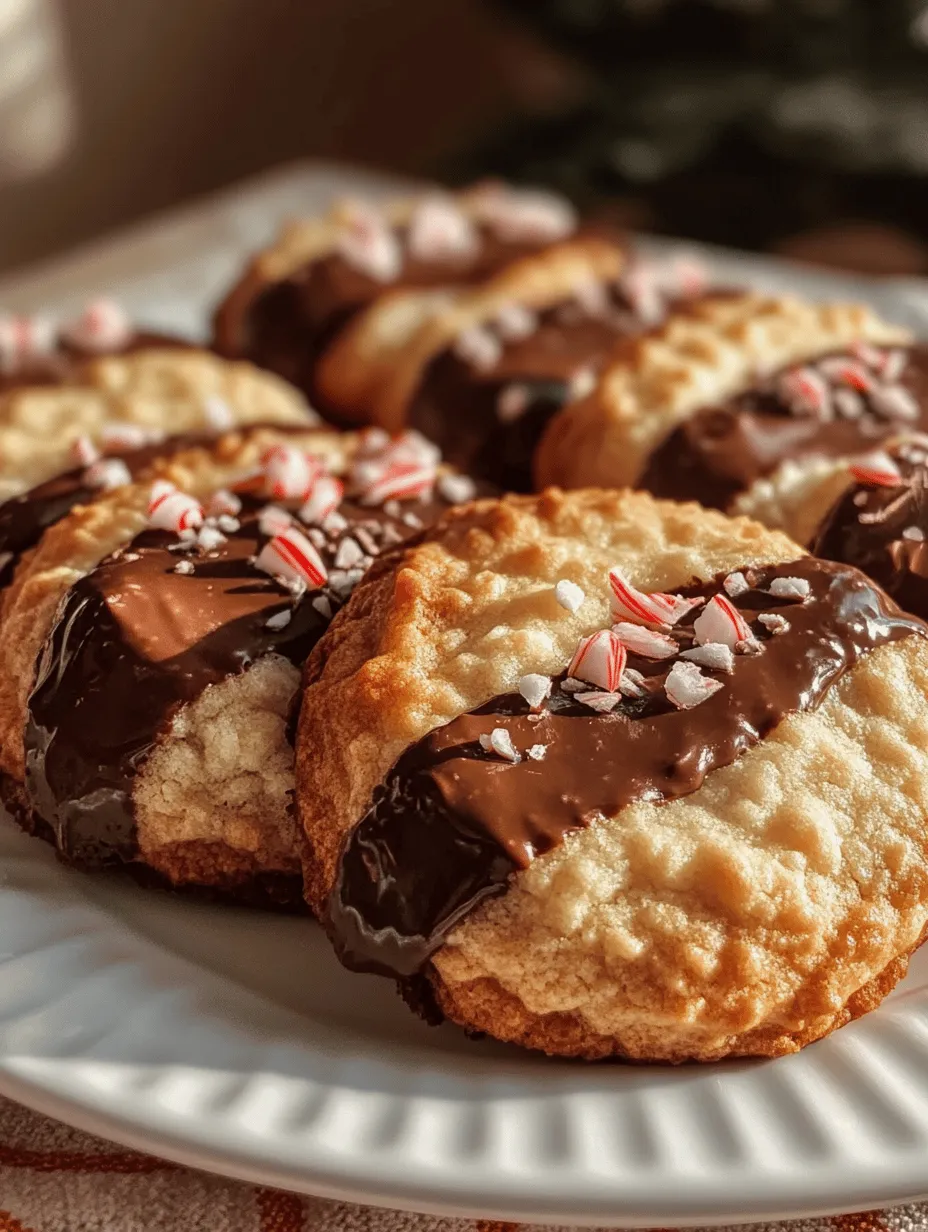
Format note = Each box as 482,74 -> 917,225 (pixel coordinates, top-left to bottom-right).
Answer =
298,488 -> 928,1061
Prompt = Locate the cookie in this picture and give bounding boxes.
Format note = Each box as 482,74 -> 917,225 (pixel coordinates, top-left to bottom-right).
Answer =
0,299 -> 188,394
0,428 -> 478,904
0,345 -> 315,501
212,183 -> 579,419
297,488 -> 928,1061
534,294 -> 915,527
393,253 -> 714,492
810,435 -> 928,619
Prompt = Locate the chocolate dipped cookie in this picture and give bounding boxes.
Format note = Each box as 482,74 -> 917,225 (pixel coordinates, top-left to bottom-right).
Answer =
0,344 -> 315,502
535,294 -> 918,540
213,183 -> 581,421
298,489 -> 928,1061
0,428 -> 477,904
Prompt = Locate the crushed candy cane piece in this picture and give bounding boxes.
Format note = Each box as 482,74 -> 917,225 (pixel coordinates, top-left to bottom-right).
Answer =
264,444 -> 324,502
693,594 -> 751,649
63,298 -> 132,352
612,621 -> 678,660
361,461 -> 435,505
569,366 -> 596,400
207,489 -> 242,518
608,567 -> 685,626
527,744 -> 547,760
0,314 -> 56,368
147,481 -> 203,533
518,673 -> 551,710
98,423 -> 158,450
437,472 -> 476,504
473,185 -> 576,243
256,526 -> 328,588
769,576 -> 811,600
300,474 -> 344,525
561,676 -> 586,693
84,458 -> 131,490
758,613 -> 790,634
723,571 -> 750,597
312,594 -> 333,620
779,366 -> 830,418
903,525 -> 926,542
833,388 -> 864,420
337,202 -> 402,282
882,350 -> 908,383
479,727 -> 521,763
554,579 -> 585,613
258,505 -> 294,536
494,302 -> 537,342
870,385 -> 919,421
173,559 -> 194,575
454,326 -> 502,372
406,195 -> 478,262
568,629 -> 627,692
681,642 -> 735,673
575,691 -> 621,713
70,435 -> 100,467
265,608 -> 292,631
197,525 -> 226,553
618,667 -> 647,698
497,384 -> 530,423
665,660 -> 724,710
849,450 -> 902,487
818,357 -> 873,392
334,537 -> 365,570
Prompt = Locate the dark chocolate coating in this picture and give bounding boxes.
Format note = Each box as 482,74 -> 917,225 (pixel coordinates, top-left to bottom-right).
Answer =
642,346 -> 928,508
813,443 -> 928,619
326,558 -> 924,978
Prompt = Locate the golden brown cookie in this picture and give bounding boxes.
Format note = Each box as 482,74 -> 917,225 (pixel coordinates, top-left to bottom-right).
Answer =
535,294 -> 915,534
298,488 -> 928,1061
1,427 -> 479,904
212,183 -> 581,419
0,345 -> 314,501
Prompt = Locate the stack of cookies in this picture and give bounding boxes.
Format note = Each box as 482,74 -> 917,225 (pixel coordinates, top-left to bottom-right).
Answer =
5,184 -> 928,1065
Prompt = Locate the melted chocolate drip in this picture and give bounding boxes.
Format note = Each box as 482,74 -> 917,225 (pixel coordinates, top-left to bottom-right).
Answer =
813,441 -> 928,619
643,346 -> 928,508
327,558 -> 924,978
24,491 -> 452,870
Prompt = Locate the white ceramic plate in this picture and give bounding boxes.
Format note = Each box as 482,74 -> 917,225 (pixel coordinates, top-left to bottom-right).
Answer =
4,163 -> 928,1226
3,815 -> 928,1227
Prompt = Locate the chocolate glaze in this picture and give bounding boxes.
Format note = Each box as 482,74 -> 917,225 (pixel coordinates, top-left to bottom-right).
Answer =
643,346 -> 928,508
24,491 -> 455,871
408,290 -> 729,492
0,330 -> 187,396
233,225 -> 561,416
813,440 -> 928,619
327,558 -> 924,978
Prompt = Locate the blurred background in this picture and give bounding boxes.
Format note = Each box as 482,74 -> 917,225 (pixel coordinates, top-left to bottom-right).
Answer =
2,0 -> 928,277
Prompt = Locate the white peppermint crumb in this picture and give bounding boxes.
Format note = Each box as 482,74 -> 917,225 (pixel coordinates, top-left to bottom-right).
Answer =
437,472 -> 477,504
354,526 -> 380,556
723,571 -> 749,598
853,491 -> 869,507
121,552 -> 140,563
769,576 -> 811,600
334,537 -> 365,570
554,579 -> 585,613
173,559 -> 195,575
903,526 -> 926,542
402,511 -> 423,529
618,667 -> 647,698
575,690 -> 620,713
527,744 -> 547,760
197,526 -> 226,552
735,637 -> 762,655
479,727 -> 521,763
322,511 -> 348,535
758,613 -> 790,634
569,366 -> 596,400
178,528 -> 197,542
561,676 -> 587,693
681,642 -> 735,673
265,609 -> 292,631
217,515 -> 240,533
664,660 -> 724,710
518,673 -> 552,710
383,500 -> 402,519
497,384 -> 530,423
312,595 -> 333,620
307,527 -> 327,549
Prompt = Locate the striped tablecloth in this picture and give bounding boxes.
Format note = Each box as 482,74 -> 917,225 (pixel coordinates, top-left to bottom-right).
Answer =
0,1096 -> 925,1232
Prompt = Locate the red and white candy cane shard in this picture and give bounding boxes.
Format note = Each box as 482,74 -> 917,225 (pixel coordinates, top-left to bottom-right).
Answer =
70,435 -> 100,467
84,458 -> 132,490
357,427 -> 391,455
473,186 -> 576,243
147,482 -> 204,533
300,474 -> 344,525
361,460 -> 436,506
567,629 -> 627,693
668,253 -> 709,299
256,526 -> 328,589
851,340 -> 889,371
258,504 -> 294,537
611,622 -> 678,660
64,298 -> 132,352
337,202 -> 402,282
818,356 -> 874,394
693,594 -> 752,649
406,194 -> 478,262
0,314 -> 55,368
620,265 -> 664,327
207,489 -> 242,517
263,444 -> 325,502
387,430 -> 442,468
849,451 -> 903,488
665,661 -> 724,710
778,366 -> 830,418
608,567 -> 684,627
